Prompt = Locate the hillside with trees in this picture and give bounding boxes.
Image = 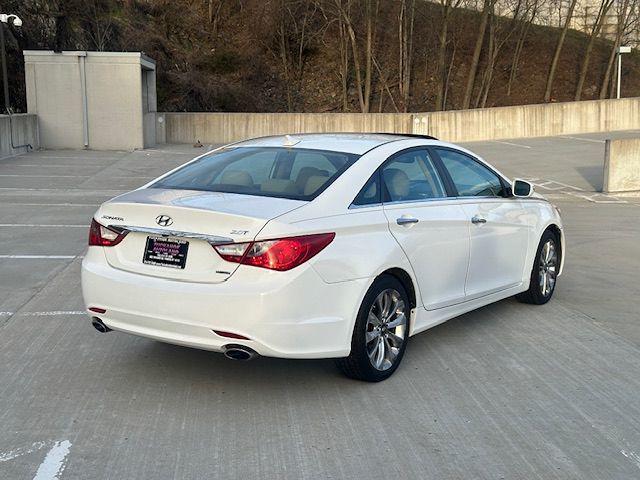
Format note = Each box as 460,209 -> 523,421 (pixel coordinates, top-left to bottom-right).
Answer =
4,0 -> 640,113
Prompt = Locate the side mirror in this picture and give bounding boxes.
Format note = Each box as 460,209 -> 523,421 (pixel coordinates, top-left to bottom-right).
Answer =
512,179 -> 533,197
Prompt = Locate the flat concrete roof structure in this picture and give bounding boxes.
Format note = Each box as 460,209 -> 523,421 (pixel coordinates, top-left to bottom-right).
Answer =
23,51 -> 157,151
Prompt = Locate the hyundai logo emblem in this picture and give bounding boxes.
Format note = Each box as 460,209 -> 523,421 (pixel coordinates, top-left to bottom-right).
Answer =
156,215 -> 173,227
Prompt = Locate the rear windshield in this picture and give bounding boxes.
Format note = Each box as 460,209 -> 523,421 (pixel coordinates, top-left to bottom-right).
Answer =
151,147 -> 360,201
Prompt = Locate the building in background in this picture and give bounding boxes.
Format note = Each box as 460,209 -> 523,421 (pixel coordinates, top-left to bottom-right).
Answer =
23,51 -> 157,150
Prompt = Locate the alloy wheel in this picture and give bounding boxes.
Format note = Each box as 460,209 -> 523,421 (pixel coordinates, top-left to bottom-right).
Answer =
365,289 -> 407,371
538,239 -> 558,297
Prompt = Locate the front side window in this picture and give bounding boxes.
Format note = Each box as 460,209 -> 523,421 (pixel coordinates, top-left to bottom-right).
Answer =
151,147 -> 359,201
436,149 -> 504,197
381,149 -> 446,203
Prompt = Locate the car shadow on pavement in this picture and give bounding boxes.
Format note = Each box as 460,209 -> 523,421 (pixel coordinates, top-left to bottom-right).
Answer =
111,297 -> 526,392
575,165 -> 604,191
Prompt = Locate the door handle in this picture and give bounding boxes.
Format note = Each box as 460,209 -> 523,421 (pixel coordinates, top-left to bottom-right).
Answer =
396,216 -> 419,226
471,215 -> 487,224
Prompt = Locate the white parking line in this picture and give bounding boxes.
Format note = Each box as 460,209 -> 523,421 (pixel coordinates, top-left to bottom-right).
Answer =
491,140 -> 532,149
0,153 -> 27,162
621,450 -> 640,471
0,187 -> 121,193
0,203 -> 99,207
523,177 -> 632,203
0,224 -> 87,228
533,180 -> 584,191
0,174 -> 91,178
22,311 -> 86,316
32,155 -> 121,160
0,442 -> 48,462
33,440 -> 72,480
5,164 -> 100,168
0,311 -> 85,316
139,149 -> 201,155
565,191 -> 628,203
558,135 -> 605,143
0,255 -> 79,259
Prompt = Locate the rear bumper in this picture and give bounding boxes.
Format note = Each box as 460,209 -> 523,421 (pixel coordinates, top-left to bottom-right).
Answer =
81,248 -> 368,358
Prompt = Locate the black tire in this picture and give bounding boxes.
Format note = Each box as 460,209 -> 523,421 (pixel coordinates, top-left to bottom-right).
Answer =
516,229 -> 560,305
336,275 -> 410,382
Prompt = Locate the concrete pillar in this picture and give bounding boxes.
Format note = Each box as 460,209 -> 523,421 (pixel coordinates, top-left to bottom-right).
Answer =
603,138 -> 640,193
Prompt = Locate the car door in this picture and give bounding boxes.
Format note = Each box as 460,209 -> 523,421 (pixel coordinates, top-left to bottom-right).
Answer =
433,147 -> 529,299
381,148 -> 470,310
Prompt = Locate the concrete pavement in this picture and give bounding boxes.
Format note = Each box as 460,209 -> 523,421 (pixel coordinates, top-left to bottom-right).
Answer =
1,135 -> 639,479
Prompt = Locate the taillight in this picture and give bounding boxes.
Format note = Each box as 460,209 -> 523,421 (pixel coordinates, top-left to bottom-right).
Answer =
214,233 -> 335,271
88,219 -> 128,247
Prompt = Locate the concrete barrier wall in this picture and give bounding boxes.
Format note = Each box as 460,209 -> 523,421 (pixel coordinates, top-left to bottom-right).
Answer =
162,98 -> 639,145
164,112 -> 413,144
603,138 -> 640,193
417,98 -> 640,143
0,114 -> 39,157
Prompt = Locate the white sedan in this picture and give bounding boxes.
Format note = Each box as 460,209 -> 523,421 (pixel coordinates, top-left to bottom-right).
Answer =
82,133 -> 564,381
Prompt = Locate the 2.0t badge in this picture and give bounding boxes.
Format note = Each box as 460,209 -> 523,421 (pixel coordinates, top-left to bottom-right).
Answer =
156,215 -> 173,227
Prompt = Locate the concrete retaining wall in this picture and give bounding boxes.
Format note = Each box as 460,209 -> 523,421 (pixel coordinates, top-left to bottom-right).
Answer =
417,98 -> 640,143
603,138 -> 640,193
161,98 -> 640,145
164,112 -> 413,144
0,114 -> 39,157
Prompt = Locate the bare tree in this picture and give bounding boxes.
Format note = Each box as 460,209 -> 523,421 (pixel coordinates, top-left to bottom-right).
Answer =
442,39 -> 458,109
373,56 -> 400,112
544,0 -> 578,102
363,0 -> 379,114
329,0 -> 376,112
599,0 -> 632,98
507,0 -> 539,96
575,0 -> 615,100
83,0 -> 116,51
398,0 -> 416,112
343,3 -> 366,112
434,0 -> 463,110
474,0 -> 523,108
336,3 -> 350,110
462,0 -> 494,110
275,0 -> 323,111
208,0 -> 225,33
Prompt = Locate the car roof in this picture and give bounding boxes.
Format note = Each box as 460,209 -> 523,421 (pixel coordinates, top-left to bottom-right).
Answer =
231,133 -> 438,155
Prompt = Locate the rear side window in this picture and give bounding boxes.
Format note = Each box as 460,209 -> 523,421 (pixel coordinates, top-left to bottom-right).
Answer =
352,172 -> 380,206
151,147 -> 359,201
436,148 -> 504,197
381,149 -> 446,202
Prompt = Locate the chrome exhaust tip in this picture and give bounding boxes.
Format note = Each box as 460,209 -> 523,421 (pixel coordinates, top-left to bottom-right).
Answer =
91,317 -> 112,333
223,344 -> 258,361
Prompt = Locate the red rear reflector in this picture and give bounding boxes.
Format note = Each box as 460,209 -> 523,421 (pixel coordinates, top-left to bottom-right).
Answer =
88,219 -> 128,247
213,233 -> 335,271
89,307 -> 107,314
213,330 -> 250,340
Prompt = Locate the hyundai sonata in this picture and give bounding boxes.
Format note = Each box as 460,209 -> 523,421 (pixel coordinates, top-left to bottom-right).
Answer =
82,133 -> 564,381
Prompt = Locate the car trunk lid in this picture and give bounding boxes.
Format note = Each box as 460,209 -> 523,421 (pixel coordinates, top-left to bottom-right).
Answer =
95,188 -> 305,283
